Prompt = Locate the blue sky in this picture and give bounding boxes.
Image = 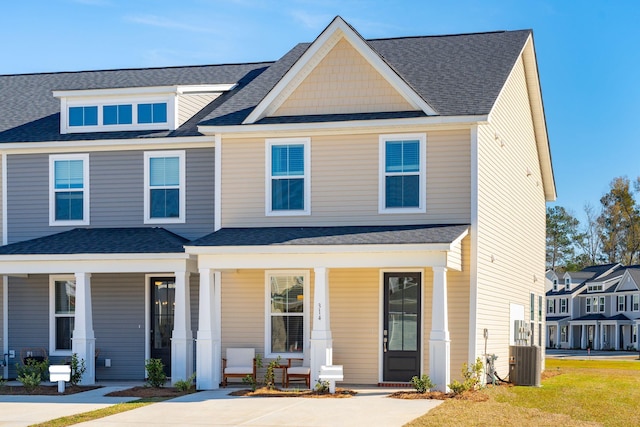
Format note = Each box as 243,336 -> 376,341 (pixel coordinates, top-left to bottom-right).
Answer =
2,0 -> 639,222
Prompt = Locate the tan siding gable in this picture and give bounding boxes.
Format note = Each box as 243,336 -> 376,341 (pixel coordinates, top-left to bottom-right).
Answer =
273,38 -> 416,117
177,93 -> 220,127
475,56 -> 547,375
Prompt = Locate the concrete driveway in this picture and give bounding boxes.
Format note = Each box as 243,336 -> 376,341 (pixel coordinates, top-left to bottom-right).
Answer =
0,386 -> 441,427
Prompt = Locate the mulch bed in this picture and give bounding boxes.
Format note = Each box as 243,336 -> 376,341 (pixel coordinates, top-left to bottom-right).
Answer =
229,387 -> 357,398
106,386 -> 197,398
389,389 -> 490,401
0,385 -> 101,396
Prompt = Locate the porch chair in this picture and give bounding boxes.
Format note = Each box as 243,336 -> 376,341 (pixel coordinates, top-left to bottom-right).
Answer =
285,358 -> 311,388
222,348 -> 256,387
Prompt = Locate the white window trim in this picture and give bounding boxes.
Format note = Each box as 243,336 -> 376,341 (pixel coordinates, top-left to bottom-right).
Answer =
49,153 -> 90,226
618,295 -> 626,312
144,150 -> 186,224
560,298 -> 567,313
378,133 -> 427,214
633,294 -> 639,311
60,95 -> 176,134
49,274 -> 76,357
265,138 -> 311,216
264,270 -> 310,359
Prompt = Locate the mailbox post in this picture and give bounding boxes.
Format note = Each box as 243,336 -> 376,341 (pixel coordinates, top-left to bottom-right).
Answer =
319,365 -> 343,394
49,365 -> 71,393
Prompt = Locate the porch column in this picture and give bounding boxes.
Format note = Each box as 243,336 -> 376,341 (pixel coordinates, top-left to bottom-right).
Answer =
581,325 -> 586,349
310,267 -> 332,387
171,271 -> 193,384
594,323 -> 600,350
568,325 -> 574,348
556,325 -> 561,348
72,272 -> 95,385
615,324 -> 620,350
196,269 -> 222,390
429,266 -> 450,392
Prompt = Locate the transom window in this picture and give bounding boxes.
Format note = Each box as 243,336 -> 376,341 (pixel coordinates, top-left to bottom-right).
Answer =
265,271 -> 309,357
266,138 -> 310,216
49,154 -> 90,226
144,151 -> 185,223
379,134 -> 426,213
49,276 -> 76,355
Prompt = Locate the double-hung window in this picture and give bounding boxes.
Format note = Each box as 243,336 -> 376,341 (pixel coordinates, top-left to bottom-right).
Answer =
560,298 -> 567,313
633,294 -> 639,311
599,296 -> 605,313
266,138 -> 310,215
618,295 -> 626,312
586,297 -> 592,313
144,151 -> 185,223
49,154 -> 89,226
265,271 -> 309,357
50,276 -> 75,355
379,134 -> 426,213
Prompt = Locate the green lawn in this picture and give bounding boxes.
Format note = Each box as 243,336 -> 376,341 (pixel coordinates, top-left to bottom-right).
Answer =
406,358 -> 640,427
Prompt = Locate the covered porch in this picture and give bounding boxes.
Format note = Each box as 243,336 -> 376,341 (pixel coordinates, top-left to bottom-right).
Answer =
187,224 -> 469,392
0,228 -> 197,385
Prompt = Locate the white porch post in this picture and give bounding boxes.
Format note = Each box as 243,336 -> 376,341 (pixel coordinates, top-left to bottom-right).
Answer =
72,272 -> 95,385
568,325 -> 574,348
594,323 -> 600,350
310,267 -> 332,387
196,269 -> 222,390
171,271 -> 193,384
555,325 -> 561,348
615,324 -> 620,350
581,325 -> 587,349
429,266 -> 450,392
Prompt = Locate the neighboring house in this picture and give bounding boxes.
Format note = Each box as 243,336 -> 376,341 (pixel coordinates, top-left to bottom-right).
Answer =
546,264 -> 640,350
0,17 -> 554,391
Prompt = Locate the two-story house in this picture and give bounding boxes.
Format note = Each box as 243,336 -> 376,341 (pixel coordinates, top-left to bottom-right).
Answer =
0,17 -> 554,391
546,264 -> 640,350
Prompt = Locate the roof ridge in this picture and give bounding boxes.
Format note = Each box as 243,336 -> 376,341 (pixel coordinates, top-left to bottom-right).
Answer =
367,29 -> 531,43
0,61 -> 276,78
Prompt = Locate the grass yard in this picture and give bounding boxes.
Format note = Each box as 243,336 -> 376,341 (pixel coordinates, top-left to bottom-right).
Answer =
405,358 -> 640,427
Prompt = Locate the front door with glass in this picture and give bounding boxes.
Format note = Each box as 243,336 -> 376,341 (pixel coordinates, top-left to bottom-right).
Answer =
150,277 -> 175,376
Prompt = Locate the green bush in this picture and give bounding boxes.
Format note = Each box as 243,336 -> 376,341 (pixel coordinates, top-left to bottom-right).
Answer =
145,358 -> 167,388
314,379 -> 330,393
69,353 -> 86,386
17,358 -> 49,392
174,372 -> 196,392
410,374 -> 435,393
448,357 -> 484,395
242,373 -> 258,391
264,356 -> 281,390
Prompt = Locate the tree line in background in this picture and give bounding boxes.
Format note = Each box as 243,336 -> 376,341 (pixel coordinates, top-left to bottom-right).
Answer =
547,176 -> 640,271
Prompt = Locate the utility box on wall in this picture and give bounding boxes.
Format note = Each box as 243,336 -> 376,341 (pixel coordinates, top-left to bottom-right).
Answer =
509,345 -> 541,386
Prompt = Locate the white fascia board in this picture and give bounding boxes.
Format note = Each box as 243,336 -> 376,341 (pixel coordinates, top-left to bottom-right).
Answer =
193,249 -> 449,270
53,84 -> 236,99
0,135 -> 214,155
0,253 -> 196,275
199,115 -> 488,137
243,17 -> 436,124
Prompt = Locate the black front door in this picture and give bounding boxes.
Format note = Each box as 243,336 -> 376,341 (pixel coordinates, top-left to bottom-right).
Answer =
383,272 -> 421,382
150,277 -> 175,376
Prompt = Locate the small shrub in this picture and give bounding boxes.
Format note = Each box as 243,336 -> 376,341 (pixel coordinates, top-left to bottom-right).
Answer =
17,358 -> 49,392
69,353 -> 86,386
264,356 -> 281,390
145,358 -> 167,388
410,374 -> 434,393
242,374 -> 257,391
314,379 -> 330,393
448,357 -> 484,395
0,376 -> 6,387
174,372 -> 196,392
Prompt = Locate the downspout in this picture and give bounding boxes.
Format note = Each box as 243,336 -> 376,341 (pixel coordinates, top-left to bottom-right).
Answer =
2,152 -> 8,379
468,126 -> 479,366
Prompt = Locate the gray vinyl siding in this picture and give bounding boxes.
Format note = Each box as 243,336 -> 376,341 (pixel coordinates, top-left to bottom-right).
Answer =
6,147 -> 215,244
6,273 -> 200,380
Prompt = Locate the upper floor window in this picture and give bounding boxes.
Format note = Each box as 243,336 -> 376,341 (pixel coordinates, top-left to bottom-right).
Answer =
586,297 -> 592,313
379,134 -> 426,213
69,106 -> 98,127
138,103 -> 167,124
633,294 -> 639,311
618,295 -> 626,312
599,296 -> 605,312
538,295 -> 543,320
103,104 -> 133,125
565,278 -> 571,290
265,271 -> 309,357
587,283 -> 604,292
547,298 -> 555,314
266,138 -> 310,216
49,275 -> 75,356
144,151 -> 185,224
49,154 -> 90,226
560,298 -> 568,313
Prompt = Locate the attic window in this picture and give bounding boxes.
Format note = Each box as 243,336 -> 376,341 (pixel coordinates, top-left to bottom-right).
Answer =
587,283 -> 604,292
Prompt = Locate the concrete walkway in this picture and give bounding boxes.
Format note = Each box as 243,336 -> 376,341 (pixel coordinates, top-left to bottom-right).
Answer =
546,349 -> 640,360
0,384 -> 442,427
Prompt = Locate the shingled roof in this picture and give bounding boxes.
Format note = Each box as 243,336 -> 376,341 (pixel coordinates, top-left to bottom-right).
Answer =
0,227 -> 188,254
0,27 -> 531,142
188,224 -> 469,247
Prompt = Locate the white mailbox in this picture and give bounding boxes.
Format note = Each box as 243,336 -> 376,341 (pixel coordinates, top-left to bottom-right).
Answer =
319,365 -> 344,394
49,365 -> 71,393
